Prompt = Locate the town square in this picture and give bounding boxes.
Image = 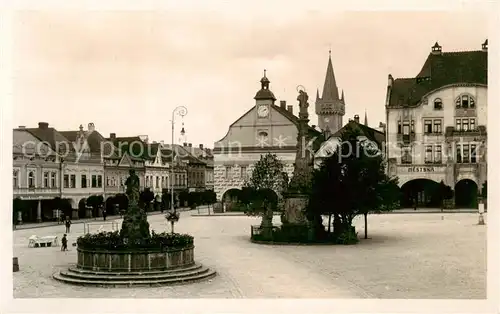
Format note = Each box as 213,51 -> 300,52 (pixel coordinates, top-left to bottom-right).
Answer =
5,5 -> 497,311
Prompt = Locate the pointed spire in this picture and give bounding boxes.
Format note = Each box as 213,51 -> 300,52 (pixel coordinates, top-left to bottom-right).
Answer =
340,89 -> 344,102
316,88 -> 320,101
321,52 -> 339,101
364,110 -> 368,126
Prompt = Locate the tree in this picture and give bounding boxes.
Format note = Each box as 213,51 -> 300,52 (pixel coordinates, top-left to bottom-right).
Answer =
105,196 -> 117,215
114,193 -> 129,212
244,153 -> 289,231
307,124 -> 400,240
139,188 -> 155,212
161,189 -> 171,213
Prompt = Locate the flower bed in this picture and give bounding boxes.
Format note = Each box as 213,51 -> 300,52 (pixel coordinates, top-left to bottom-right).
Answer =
76,231 -> 193,251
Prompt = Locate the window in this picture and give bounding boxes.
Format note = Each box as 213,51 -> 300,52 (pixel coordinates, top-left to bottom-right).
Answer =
70,174 -> 76,188
463,144 -> 470,163
241,166 -> 247,178
456,119 -> 461,131
462,119 -> 469,132
435,145 -> 442,163
471,144 -> 477,163
28,171 -> 35,188
456,94 -> 475,109
13,170 -> 18,188
456,147 -> 462,163
43,172 -> 49,187
434,98 -> 443,109
81,175 -> 87,188
424,120 -> 432,134
433,120 -> 442,133
51,172 -> 56,188
98,175 -> 102,188
156,176 -> 159,188
225,166 -> 231,178
91,175 -> 97,188
64,174 -> 69,188
411,120 -> 415,133
397,121 -> 402,134
401,148 -> 412,164
470,118 -> 476,131
402,121 -> 410,135
425,145 -> 433,163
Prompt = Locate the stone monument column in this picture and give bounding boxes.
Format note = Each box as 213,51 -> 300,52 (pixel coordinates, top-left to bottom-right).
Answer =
36,199 -> 42,222
282,88 -> 313,227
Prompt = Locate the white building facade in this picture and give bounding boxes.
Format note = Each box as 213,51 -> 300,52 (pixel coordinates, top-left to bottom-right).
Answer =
385,41 -> 487,208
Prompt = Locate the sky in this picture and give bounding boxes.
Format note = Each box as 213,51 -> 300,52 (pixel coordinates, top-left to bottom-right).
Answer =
12,8 -> 488,147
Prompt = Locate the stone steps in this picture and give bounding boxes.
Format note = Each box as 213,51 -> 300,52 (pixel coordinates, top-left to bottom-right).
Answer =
53,264 -> 216,287
67,263 -> 203,276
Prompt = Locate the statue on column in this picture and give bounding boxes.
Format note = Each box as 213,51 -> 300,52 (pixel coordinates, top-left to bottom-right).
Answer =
120,169 -> 150,245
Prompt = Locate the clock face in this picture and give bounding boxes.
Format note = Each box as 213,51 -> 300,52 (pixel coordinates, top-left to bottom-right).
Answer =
324,117 -> 330,123
257,105 -> 269,118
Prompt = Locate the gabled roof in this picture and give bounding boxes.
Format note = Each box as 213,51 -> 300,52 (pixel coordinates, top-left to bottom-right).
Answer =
106,136 -> 158,161
13,129 -> 55,156
389,49 -> 487,107
331,120 -> 385,147
22,126 -> 70,152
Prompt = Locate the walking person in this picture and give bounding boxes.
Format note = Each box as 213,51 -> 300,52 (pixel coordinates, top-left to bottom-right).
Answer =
102,208 -> 107,221
61,234 -> 68,251
65,219 -> 71,233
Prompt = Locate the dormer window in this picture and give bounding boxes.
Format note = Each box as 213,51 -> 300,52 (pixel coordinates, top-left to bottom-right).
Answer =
455,94 -> 475,109
433,98 -> 443,110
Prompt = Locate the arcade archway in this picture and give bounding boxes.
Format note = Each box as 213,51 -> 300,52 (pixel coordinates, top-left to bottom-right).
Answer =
222,188 -> 242,211
400,179 -> 441,208
455,179 -> 478,208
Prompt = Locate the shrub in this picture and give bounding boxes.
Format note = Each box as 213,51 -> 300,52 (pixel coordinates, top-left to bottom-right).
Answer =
77,230 -> 194,251
336,226 -> 359,245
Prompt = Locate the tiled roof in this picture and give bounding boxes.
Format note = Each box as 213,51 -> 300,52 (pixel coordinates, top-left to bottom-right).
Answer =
23,126 -> 70,152
331,120 -> 385,147
389,49 -> 487,107
106,136 -> 158,161
272,104 -> 322,136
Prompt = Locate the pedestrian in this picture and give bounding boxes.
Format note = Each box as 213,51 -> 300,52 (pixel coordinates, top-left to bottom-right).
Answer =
65,219 -> 71,233
103,208 -> 107,221
61,234 -> 68,251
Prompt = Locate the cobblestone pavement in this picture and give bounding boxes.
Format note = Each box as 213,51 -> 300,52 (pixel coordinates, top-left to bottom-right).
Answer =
13,212 -> 486,299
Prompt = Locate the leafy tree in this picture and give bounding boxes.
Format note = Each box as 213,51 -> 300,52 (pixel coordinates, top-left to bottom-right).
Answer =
139,188 -> 155,211
244,153 -> 289,233
105,196 -> 117,215
78,198 -> 87,218
114,193 -> 129,212
161,189 -> 171,212
307,124 -> 400,240
178,190 -> 189,208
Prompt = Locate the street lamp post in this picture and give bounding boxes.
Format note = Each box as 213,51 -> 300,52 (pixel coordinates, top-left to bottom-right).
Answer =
168,106 -> 187,234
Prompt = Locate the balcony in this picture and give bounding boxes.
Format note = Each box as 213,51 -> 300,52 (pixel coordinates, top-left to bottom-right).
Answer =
446,126 -> 487,138
14,187 -> 59,197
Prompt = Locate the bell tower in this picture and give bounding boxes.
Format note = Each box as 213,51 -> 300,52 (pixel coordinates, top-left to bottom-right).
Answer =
315,51 -> 345,134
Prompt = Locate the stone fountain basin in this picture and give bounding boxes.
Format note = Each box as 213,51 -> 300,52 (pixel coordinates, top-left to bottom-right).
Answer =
76,246 -> 195,272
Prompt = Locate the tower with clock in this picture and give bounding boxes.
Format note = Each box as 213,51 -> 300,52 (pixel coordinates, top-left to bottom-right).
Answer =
315,51 -> 346,134
254,69 -> 276,120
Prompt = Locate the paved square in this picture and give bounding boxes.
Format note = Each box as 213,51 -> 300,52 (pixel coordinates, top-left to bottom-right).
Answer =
13,211 -> 486,298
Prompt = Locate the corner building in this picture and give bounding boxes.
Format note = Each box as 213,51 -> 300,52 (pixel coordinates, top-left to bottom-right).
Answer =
385,40 -> 487,208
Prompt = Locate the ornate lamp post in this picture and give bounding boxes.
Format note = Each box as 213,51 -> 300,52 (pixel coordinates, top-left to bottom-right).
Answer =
167,106 -> 187,233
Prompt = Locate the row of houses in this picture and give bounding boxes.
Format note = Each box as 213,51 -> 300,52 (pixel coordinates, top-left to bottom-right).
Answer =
13,122 -> 214,223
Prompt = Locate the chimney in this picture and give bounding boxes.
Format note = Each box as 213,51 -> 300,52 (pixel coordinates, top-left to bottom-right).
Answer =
152,141 -> 157,144
38,122 -> 49,129
431,42 -> 442,55
287,105 -> 293,114
280,100 -> 286,109
199,144 -> 204,149
18,126 -> 26,129
482,39 -> 488,52
354,115 -> 360,123
110,133 -> 116,139
388,74 -> 393,88
88,122 -> 95,132
183,142 -> 187,147
188,143 -> 192,147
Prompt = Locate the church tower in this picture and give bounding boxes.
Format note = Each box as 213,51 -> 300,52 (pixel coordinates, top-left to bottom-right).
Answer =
315,51 -> 345,134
